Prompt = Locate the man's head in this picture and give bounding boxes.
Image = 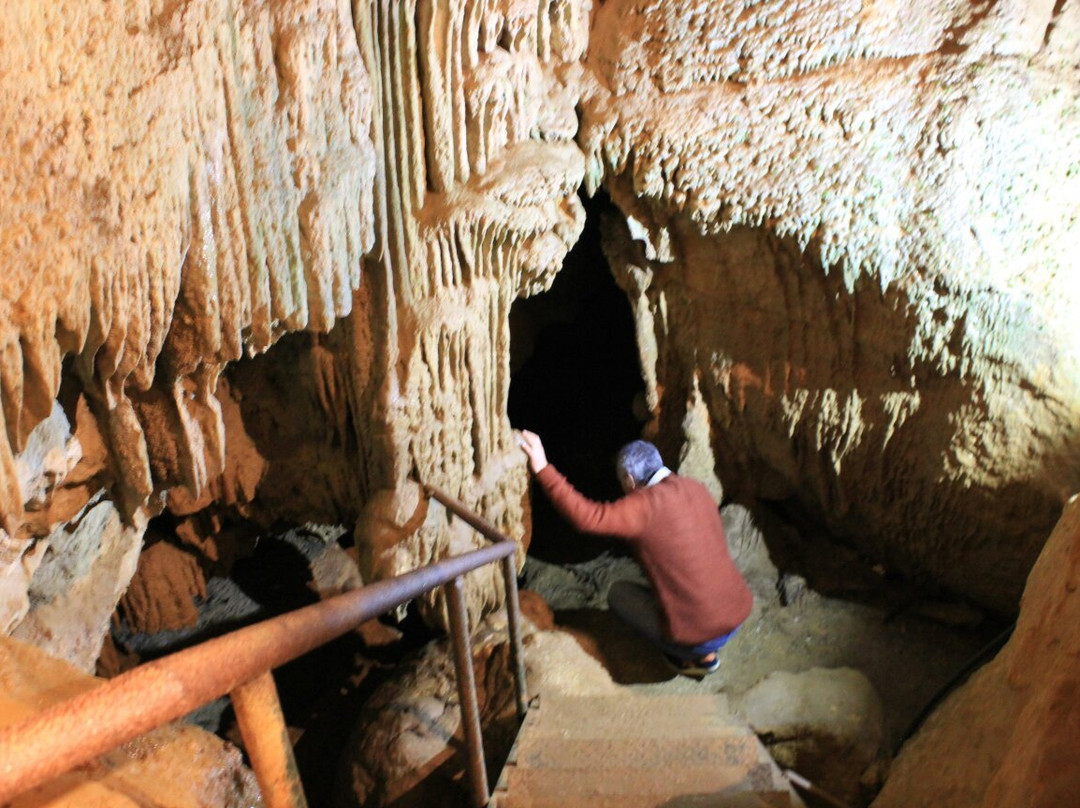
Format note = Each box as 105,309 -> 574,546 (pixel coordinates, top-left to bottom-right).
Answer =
616,440 -> 664,493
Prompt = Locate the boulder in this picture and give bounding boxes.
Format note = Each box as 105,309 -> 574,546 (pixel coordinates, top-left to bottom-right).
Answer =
732,666 -> 887,806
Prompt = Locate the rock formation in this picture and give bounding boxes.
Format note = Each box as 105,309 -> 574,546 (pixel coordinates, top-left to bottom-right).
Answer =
2,0 -> 377,664
219,0 -> 591,629
872,494 -> 1080,808
4,0 -> 1078,650
1,0 -> 1080,802
582,0 -> 1080,612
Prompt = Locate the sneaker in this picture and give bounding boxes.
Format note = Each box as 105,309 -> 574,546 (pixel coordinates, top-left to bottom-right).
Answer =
663,652 -> 720,680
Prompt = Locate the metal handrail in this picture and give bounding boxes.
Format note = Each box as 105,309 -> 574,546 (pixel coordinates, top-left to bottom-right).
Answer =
0,491 -> 528,808
425,483 -> 529,718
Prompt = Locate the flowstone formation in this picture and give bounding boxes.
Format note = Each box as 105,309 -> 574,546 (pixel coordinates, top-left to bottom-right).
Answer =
2,0 -> 588,667
2,0 -> 1080,802
5,0 -> 1076,662
228,0 -> 589,625
1,0 -> 376,665
581,0 -> 1080,612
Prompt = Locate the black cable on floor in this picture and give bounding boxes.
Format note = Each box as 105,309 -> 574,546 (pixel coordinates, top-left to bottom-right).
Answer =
895,621 -> 1015,753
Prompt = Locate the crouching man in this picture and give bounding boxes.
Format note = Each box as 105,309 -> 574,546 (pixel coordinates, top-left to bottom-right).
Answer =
516,430 -> 752,679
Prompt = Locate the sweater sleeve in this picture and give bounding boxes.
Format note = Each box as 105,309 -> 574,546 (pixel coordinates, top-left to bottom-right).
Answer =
535,465 -> 647,540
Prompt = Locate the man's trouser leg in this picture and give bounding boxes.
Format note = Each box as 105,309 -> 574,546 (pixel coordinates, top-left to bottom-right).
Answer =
608,580 -> 700,660
608,580 -> 739,661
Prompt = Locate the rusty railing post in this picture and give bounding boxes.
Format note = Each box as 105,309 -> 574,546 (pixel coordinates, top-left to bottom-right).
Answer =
445,575 -> 490,808
422,483 -> 529,720
231,671 -> 308,808
0,506 -> 518,805
500,554 -> 528,720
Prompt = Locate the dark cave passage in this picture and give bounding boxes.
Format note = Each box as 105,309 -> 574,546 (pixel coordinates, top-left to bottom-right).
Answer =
508,191 -> 646,563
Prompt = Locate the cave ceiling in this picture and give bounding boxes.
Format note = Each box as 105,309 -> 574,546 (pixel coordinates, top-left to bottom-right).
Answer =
2,0 -> 1079,661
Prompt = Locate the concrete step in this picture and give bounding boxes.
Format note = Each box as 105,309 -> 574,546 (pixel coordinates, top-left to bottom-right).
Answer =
514,734 -> 762,771
505,761 -> 784,796
518,693 -> 749,740
491,693 -> 802,808
492,789 -> 795,808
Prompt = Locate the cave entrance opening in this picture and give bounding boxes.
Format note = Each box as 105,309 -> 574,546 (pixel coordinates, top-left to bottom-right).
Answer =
508,190 -> 646,564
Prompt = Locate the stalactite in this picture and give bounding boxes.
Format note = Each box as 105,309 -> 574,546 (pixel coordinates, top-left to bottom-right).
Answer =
349,0 -> 585,626
0,0 -> 377,659
585,0 -> 1080,611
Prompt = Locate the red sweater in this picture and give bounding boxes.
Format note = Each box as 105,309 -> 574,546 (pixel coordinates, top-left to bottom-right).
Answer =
536,465 -> 753,645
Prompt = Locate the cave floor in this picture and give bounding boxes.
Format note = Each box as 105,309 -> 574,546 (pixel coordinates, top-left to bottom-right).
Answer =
525,555 -> 1001,755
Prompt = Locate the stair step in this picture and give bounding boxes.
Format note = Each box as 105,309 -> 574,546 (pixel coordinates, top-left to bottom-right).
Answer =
491,693 -> 803,808
515,734 -> 762,771
504,762 -> 784,799
491,790 -> 795,808
523,694 -> 747,740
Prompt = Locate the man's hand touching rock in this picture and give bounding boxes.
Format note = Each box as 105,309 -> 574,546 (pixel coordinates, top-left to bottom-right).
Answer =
515,430 -> 548,474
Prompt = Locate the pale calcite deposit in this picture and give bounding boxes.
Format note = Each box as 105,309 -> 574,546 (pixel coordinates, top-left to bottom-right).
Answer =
0,400 -> 136,672
0,0 -> 1079,802
2,0 -> 1071,647
0,0 -> 375,521
11,500 -> 144,673
582,0 -> 1080,611
1,0 -> 375,662
227,0 -> 590,627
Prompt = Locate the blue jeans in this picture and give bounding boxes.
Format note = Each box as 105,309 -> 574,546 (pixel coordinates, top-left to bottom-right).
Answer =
607,580 -> 739,661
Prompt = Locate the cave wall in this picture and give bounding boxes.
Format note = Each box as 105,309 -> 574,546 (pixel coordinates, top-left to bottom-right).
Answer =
1,2 -> 1080,803
1,0 -> 589,657
224,0 -> 589,625
871,493 -> 1080,808
329,0 -> 586,624
1,0 -> 1079,662
582,0 -> 1080,612
1,0 -> 377,665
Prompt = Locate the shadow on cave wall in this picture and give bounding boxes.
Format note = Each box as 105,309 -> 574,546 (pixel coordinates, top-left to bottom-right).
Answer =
509,191 -> 646,564
607,211 -> 1074,616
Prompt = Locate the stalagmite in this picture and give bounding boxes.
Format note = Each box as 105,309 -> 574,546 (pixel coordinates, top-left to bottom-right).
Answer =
1,0 -> 1080,803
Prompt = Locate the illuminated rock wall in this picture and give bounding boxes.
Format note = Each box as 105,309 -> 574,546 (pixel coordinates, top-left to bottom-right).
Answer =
872,495 -> 1080,808
582,0 -> 1080,611
0,0 -> 376,664
342,0 -> 586,624
219,0 -> 588,626
2,0 -> 1079,659
0,0 -> 588,653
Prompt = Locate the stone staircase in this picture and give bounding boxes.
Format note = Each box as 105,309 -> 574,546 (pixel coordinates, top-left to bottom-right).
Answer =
490,693 -> 805,808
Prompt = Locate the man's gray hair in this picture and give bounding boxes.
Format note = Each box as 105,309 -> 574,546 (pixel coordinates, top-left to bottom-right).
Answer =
616,440 -> 664,486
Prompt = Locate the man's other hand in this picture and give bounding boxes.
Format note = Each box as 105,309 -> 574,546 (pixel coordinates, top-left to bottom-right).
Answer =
515,430 -> 548,474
